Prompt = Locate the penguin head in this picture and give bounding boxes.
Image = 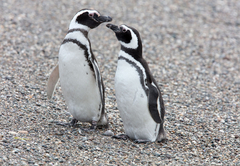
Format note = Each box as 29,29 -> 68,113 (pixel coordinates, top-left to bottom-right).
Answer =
106,24 -> 141,50
69,9 -> 112,31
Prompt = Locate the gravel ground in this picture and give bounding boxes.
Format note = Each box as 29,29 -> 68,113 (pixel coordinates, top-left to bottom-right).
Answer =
1,0 -> 240,165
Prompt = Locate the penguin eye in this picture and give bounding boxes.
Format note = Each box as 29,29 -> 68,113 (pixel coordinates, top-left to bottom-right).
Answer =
122,28 -> 127,33
89,13 -> 94,17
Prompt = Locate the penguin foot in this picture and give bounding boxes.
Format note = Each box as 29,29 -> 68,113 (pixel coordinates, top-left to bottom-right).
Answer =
70,119 -> 78,127
89,120 -> 97,130
56,122 -> 71,127
96,123 -> 109,129
134,139 -> 150,144
81,120 -> 97,132
55,119 -> 78,128
112,134 -> 129,140
157,138 -> 167,143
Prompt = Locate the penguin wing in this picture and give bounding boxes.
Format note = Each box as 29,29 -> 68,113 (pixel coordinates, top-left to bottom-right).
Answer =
47,64 -> 59,99
139,58 -> 164,124
91,59 -> 104,111
147,81 -> 164,123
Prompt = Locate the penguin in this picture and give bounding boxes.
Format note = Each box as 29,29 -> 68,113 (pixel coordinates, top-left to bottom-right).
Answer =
47,9 -> 112,130
106,24 -> 166,143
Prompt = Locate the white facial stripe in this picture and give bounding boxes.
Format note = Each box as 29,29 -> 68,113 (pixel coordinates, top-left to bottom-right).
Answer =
69,9 -> 99,30
76,9 -> 98,16
88,11 -> 100,16
119,25 -> 138,49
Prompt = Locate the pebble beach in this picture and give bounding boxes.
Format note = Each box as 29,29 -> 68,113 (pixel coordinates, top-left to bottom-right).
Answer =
0,0 -> 240,165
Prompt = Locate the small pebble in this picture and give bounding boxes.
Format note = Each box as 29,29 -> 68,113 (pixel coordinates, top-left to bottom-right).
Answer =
153,152 -> 161,157
12,148 -> 20,153
103,130 -> 114,136
18,130 -> 28,134
82,137 -> 88,141
9,131 -> 18,135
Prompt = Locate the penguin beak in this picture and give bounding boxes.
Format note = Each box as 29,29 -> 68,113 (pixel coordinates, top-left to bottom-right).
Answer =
92,13 -> 112,23
106,24 -> 121,33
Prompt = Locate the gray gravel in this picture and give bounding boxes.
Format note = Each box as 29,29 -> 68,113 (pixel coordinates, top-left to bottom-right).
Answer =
1,0 -> 240,165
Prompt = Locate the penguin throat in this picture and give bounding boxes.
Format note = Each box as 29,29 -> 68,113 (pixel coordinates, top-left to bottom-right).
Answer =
67,28 -> 88,38
121,45 -> 142,60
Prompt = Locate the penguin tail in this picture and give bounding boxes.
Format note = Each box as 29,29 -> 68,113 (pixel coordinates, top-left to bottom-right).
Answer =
47,64 -> 59,99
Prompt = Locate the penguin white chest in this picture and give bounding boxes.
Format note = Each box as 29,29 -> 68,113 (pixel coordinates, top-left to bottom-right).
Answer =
58,43 -> 101,122
115,59 -> 159,142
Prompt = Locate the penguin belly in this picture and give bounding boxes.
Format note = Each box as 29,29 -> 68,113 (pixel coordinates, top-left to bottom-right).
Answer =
115,60 -> 160,142
59,43 -> 101,122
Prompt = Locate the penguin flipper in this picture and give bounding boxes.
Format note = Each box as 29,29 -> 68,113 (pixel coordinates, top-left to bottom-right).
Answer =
91,60 -> 105,108
91,59 -> 108,127
47,64 -> 59,99
147,82 -> 163,124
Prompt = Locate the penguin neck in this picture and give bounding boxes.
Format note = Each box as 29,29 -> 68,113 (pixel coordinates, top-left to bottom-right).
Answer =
67,28 -> 89,39
120,44 -> 142,60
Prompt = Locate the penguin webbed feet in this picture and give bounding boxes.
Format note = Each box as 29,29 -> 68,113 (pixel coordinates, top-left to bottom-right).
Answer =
112,134 -> 150,144
55,119 -> 108,132
96,123 -> 109,129
55,122 -> 72,127
157,138 -> 167,143
134,139 -> 150,144
55,118 -> 78,127
89,120 -> 97,131
112,134 -> 129,140
81,120 -> 97,132
69,118 -> 78,127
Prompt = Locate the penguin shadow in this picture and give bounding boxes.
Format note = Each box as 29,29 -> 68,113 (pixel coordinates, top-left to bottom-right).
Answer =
111,134 -> 168,144
50,120 -> 168,144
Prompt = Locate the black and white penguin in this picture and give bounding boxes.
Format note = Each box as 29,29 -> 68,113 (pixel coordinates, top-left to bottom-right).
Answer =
106,24 -> 166,142
47,9 -> 112,129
